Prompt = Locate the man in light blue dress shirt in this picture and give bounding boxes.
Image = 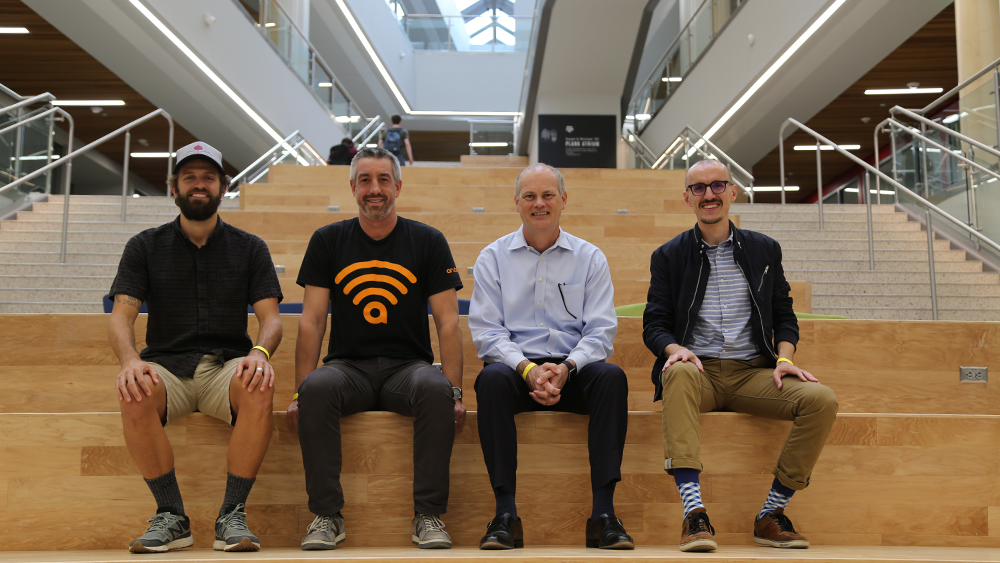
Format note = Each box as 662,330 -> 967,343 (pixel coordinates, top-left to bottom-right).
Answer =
469,163 -> 633,551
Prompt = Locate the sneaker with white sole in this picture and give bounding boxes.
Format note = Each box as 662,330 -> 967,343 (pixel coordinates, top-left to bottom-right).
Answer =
128,512 -> 193,553
301,513 -> 346,550
412,513 -> 452,549
214,503 -> 260,552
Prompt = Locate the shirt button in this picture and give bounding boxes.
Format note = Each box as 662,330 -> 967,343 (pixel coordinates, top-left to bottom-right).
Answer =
540,322 -> 544,326
537,302 -> 541,306
539,278 -> 543,281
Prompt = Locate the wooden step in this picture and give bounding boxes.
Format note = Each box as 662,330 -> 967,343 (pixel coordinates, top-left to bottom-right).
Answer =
239,184 -> 695,215
459,155 -> 529,167
0,316 -> 994,416
0,410 -> 995,550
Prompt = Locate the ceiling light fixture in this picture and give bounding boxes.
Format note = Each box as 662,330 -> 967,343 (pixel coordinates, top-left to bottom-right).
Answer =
793,144 -> 861,151
0,27 -> 29,34
264,22 -> 276,27
52,100 -> 126,106
661,77 -> 682,82
750,186 -> 800,192
698,0 -> 848,146
130,152 -> 177,158
317,82 -> 333,87
864,87 -> 943,95
469,142 -> 509,147
334,116 -> 361,123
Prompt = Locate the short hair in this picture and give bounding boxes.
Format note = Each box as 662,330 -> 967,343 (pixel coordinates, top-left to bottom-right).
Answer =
166,172 -> 231,196
514,163 -> 565,198
391,114 -> 402,125
341,137 -> 353,145
350,146 -> 401,184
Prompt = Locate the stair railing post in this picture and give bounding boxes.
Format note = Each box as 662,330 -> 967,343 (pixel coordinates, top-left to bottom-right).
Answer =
121,131 -> 131,222
816,139 -> 823,230
926,209 -> 938,320
865,173 -> 875,271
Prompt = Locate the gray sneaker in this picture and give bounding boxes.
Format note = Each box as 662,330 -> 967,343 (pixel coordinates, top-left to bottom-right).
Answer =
128,512 -> 193,553
301,513 -> 346,550
214,503 -> 260,552
412,513 -> 452,549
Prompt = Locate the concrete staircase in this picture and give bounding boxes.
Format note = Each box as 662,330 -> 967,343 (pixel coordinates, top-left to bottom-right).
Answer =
733,203 -> 1000,321
0,195 -> 238,313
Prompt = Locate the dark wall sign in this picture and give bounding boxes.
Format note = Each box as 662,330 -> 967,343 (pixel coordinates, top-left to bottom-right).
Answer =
537,114 -> 616,169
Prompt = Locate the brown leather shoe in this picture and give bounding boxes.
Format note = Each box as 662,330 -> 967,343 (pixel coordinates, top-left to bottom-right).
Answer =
679,508 -> 717,552
753,508 -> 810,548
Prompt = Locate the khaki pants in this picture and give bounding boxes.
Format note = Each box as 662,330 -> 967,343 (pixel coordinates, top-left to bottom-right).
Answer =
151,354 -> 243,425
660,356 -> 838,490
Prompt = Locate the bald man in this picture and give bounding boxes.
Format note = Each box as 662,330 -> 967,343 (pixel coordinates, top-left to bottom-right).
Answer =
642,160 -> 837,552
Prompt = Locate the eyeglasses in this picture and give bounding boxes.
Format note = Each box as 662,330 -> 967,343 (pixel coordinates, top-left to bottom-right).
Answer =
686,180 -> 731,196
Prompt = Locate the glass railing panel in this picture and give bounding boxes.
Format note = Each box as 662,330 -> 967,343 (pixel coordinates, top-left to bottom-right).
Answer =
690,1 -> 714,62
311,65 -> 333,110
956,75 -> 1000,155
402,15 -> 533,52
0,107 -> 57,196
470,121 -> 515,155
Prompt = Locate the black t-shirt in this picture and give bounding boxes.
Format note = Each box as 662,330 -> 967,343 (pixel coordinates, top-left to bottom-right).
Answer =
296,217 -> 463,363
109,217 -> 283,378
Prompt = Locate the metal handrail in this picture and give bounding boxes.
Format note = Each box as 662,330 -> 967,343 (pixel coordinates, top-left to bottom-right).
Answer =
0,107 -> 75,198
352,116 -> 382,145
3,109 -> 172,263
0,93 -> 55,117
254,0 -> 367,122
647,126 -> 755,203
0,106 -> 60,137
781,117 -> 1000,319
621,135 -> 655,168
360,123 -> 386,149
918,55 -> 1000,116
891,106 -> 1000,160
232,130 -> 302,186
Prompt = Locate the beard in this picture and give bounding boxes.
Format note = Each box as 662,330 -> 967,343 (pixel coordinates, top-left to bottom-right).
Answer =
175,189 -> 223,221
357,195 -> 395,221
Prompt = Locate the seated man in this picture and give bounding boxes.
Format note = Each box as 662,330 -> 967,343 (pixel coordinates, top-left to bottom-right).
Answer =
287,147 -> 465,550
109,141 -> 283,553
643,159 -> 838,552
469,163 -> 633,551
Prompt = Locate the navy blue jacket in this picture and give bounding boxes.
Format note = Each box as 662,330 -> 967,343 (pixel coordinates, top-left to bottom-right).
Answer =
642,221 -> 798,401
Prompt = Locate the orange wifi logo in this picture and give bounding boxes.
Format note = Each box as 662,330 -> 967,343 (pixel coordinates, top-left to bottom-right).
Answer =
335,260 -> 417,325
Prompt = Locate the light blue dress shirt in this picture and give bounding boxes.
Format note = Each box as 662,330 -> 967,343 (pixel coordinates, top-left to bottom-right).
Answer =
469,226 -> 618,371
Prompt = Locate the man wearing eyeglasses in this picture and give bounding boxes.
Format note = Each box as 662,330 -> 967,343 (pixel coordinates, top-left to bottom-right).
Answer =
468,163 -> 632,551
643,159 -> 837,552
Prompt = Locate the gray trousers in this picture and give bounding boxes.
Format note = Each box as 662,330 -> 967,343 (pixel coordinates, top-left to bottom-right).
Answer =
297,357 -> 455,516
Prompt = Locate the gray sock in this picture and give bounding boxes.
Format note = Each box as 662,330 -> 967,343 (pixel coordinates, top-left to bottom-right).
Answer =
220,472 -> 256,517
145,468 -> 184,516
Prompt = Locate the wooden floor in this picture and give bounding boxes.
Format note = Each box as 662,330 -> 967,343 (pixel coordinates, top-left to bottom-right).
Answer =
2,545 -> 999,563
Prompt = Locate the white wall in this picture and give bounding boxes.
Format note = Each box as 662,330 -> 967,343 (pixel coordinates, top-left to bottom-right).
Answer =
412,51 -> 525,111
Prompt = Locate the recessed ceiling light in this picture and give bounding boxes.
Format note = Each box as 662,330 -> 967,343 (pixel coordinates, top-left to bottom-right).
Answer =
52,100 -> 126,106
317,82 -> 333,87
661,77 -> 682,82
0,27 -> 29,34
794,144 -> 861,151
130,152 -> 177,158
750,186 -> 800,192
264,22 -> 276,27
469,142 -> 508,147
864,87 -> 943,95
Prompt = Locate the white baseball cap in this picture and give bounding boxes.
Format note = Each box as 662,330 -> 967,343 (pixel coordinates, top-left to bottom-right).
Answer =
173,141 -> 225,175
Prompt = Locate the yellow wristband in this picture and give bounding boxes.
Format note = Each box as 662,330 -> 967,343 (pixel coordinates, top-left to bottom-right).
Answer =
292,392 -> 299,401
521,362 -> 537,380
777,357 -> 794,366
251,345 -> 270,360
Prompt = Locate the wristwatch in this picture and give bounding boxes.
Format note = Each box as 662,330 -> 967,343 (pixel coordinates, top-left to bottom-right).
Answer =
452,386 -> 463,400
560,360 -> 577,380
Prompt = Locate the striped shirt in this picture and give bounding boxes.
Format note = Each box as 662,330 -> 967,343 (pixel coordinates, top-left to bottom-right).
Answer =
688,233 -> 759,359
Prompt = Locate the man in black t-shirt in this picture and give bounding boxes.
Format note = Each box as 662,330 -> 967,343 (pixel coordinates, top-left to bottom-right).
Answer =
108,141 -> 283,554
287,147 -> 464,551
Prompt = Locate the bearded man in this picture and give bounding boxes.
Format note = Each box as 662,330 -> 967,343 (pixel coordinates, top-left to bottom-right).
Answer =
109,141 -> 283,553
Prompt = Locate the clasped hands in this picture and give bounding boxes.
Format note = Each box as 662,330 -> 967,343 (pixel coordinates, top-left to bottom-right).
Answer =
525,362 -> 570,406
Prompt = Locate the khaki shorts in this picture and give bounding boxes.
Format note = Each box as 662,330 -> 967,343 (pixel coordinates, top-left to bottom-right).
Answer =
149,354 -> 243,426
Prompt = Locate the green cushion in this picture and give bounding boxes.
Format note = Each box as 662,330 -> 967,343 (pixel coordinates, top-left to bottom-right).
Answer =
613,302 -> 846,320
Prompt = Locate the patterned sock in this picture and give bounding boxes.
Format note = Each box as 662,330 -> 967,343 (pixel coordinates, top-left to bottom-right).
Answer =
758,478 -> 795,520
495,490 -> 517,518
145,468 -> 184,516
590,481 -> 616,520
220,472 -> 256,517
673,468 -> 704,519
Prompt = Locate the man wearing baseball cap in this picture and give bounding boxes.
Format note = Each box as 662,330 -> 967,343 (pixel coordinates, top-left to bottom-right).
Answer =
108,141 -> 284,553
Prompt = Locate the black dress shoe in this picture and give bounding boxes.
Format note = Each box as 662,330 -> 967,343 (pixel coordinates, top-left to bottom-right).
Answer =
479,513 -> 524,550
585,514 -> 634,549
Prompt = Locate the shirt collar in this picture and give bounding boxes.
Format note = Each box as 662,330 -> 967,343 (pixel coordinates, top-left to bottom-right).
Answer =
508,226 -> 573,253
172,215 -> 226,246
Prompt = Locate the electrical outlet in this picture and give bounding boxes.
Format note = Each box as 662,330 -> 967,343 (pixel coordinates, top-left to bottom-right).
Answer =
327,205 -> 340,212
960,366 -> 988,383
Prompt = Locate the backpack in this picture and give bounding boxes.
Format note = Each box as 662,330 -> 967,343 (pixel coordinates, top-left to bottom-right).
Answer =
384,127 -> 403,156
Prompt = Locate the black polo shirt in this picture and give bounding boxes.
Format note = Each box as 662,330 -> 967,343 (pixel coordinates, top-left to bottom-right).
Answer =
109,216 -> 283,379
